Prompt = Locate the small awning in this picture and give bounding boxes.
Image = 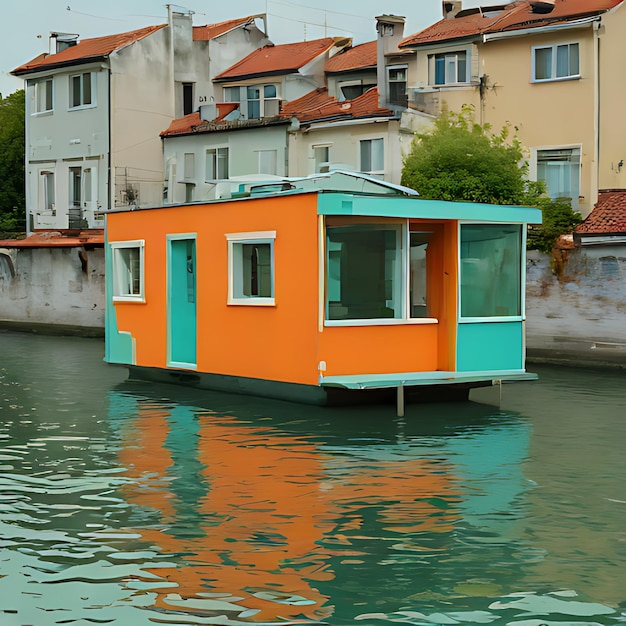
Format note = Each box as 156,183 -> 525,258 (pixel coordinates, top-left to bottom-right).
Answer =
319,370 -> 538,390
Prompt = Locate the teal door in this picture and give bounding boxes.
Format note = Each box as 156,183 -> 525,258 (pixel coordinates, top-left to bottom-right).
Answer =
168,237 -> 197,368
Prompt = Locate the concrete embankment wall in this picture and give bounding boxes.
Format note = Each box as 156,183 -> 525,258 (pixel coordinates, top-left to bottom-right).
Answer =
1,246 -> 624,366
526,248 -> 626,368
0,246 -> 105,337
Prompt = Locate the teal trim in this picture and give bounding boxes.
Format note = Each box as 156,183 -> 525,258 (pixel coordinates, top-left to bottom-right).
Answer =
317,193 -> 542,225
457,322 -> 524,372
167,237 -> 197,368
104,240 -> 134,365
320,369 -> 536,390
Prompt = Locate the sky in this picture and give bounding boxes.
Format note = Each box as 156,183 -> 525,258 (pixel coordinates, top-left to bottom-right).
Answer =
1,0 -> 483,97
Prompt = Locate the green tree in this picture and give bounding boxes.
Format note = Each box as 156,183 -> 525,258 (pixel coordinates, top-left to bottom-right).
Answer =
401,104 -> 543,206
0,89 -> 25,234
526,196 -> 583,253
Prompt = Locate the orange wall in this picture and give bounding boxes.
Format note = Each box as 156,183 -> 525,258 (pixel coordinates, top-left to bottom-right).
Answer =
109,193 -> 322,385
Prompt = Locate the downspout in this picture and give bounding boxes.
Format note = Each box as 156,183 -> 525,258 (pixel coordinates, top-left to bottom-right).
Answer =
107,66 -> 112,212
592,20 -> 601,209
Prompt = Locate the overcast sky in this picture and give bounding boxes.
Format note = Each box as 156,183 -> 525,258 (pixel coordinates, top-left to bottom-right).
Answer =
2,0 -> 482,97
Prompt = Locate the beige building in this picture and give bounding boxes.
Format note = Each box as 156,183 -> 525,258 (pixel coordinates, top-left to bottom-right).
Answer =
399,0 -> 625,217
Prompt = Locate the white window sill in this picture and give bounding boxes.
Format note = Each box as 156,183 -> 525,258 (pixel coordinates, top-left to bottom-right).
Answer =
113,295 -> 145,303
228,297 -> 275,306
68,103 -> 97,112
32,110 -> 53,117
325,318 -> 438,327
531,75 -> 580,84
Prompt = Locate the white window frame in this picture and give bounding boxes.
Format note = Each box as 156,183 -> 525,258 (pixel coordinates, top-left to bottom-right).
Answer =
33,78 -> 53,114
226,231 -> 276,306
531,42 -> 580,83
360,138 -> 385,178
39,170 -> 55,214
111,240 -> 145,303
429,49 -> 470,86
205,146 -> 229,181
530,145 -> 581,204
387,64 -> 407,105
245,83 -> 280,119
69,71 -> 95,109
313,144 -> 331,173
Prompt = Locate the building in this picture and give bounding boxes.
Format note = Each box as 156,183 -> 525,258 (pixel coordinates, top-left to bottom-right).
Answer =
11,10 -> 269,231
398,0 -> 625,217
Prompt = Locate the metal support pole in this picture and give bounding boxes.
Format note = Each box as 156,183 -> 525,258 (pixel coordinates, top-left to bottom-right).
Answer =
397,385 -> 405,417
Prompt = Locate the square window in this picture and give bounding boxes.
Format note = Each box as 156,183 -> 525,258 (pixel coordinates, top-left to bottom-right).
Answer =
460,224 -> 522,318
111,241 -> 145,301
326,225 -> 402,320
431,51 -> 467,85
226,231 -> 276,305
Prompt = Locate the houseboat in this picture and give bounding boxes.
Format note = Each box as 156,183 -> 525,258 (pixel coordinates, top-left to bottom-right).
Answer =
105,171 -> 541,410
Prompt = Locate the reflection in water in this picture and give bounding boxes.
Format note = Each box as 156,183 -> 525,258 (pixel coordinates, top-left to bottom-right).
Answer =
1,333 -> 625,625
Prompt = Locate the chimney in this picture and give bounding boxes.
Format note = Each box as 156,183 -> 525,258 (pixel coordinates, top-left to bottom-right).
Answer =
442,1 -> 462,19
375,14 -> 406,108
50,32 -> 79,55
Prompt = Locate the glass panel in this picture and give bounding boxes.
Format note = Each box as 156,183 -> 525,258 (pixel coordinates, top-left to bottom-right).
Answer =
360,141 -> 371,172
457,52 -> 467,82
445,56 -> 457,84
314,146 -> 330,172
410,232 -> 431,318
69,167 -> 81,206
242,243 -> 272,297
460,224 -> 522,318
44,173 -> 55,211
186,240 -> 195,304
71,76 -> 81,107
569,43 -> 579,76
224,86 -> 240,102
44,79 -> 53,111
83,73 -> 92,105
534,47 -> 552,80
264,84 -> 277,98
556,45 -> 569,77
205,149 -> 216,180
371,139 -> 384,172
115,247 -> 141,296
217,147 -> 229,179
434,56 -> 445,85
326,225 -> 401,320
84,168 -> 92,202
247,86 -> 260,119
184,153 -> 195,179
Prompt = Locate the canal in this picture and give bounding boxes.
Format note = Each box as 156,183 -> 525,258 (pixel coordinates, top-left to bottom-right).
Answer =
0,331 -> 625,625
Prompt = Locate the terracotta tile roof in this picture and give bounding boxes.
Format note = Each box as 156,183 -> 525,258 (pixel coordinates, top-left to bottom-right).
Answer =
400,0 -> 621,47
283,86 -> 393,123
192,15 -> 264,41
213,37 -> 348,82
576,190 -> 626,235
12,25 -> 166,75
325,41 -> 377,74
0,230 -> 104,248
160,103 -> 241,136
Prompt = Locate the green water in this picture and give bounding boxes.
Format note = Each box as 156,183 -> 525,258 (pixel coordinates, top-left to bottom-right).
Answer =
1,331 -> 625,625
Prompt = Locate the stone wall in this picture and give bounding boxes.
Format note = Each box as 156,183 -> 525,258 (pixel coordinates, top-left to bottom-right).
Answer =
526,248 -> 626,367
0,246 -> 105,336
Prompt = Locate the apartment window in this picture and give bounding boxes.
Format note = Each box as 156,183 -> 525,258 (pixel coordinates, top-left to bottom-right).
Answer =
536,147 -> 580,203
182,82 -> 194,115
314,145 -> 330,173
205,147 -> 229,180
69,167 -> 82,208
34,78 -> 53,113
338,81 -> 375,101
69,72 -> 93,108
226,231 -> 276,305
460,224 -> 522,319
40,171 -> 55,213
184,153 -> 195,180
532,43 -> 579,82
224,86 -> 241,103
431,51 -> 468,85
257,150 -> 277,175
387,65 -> 407,106
111,240 -> 145,301
360,138 -> 384,178
246,84 -> 280,119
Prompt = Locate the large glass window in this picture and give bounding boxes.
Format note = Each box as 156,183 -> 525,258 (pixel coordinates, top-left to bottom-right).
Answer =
360,138 -> 384,177
226,231 -> 276,305
206,147 -> 229,180
245,84 -> 279,119
111,240 -> 145,301
460,224 -> 522,318
326,225 -> 402,320
536,147 -> 580,204
532,43 -> 579,82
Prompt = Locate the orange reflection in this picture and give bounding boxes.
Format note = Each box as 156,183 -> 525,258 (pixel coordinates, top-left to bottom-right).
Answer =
118,403 -> 460,622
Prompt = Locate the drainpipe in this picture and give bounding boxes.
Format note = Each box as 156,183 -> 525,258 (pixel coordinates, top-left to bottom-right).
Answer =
592,19 -> 600,209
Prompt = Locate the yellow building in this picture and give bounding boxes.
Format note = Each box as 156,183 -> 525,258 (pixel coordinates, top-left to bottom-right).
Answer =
399,0 -> 625,218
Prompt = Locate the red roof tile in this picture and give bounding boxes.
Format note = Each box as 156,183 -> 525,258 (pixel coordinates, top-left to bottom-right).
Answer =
400,0 -> 621,47
160,103 -> 241,136
576,190 -> 626,235
213,37 -> 348,82
283,86 -> 393,123
325,41 -> 377,74
193,15 -> 264,41
0,230 -> 104,248
12,25 -> 166,75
